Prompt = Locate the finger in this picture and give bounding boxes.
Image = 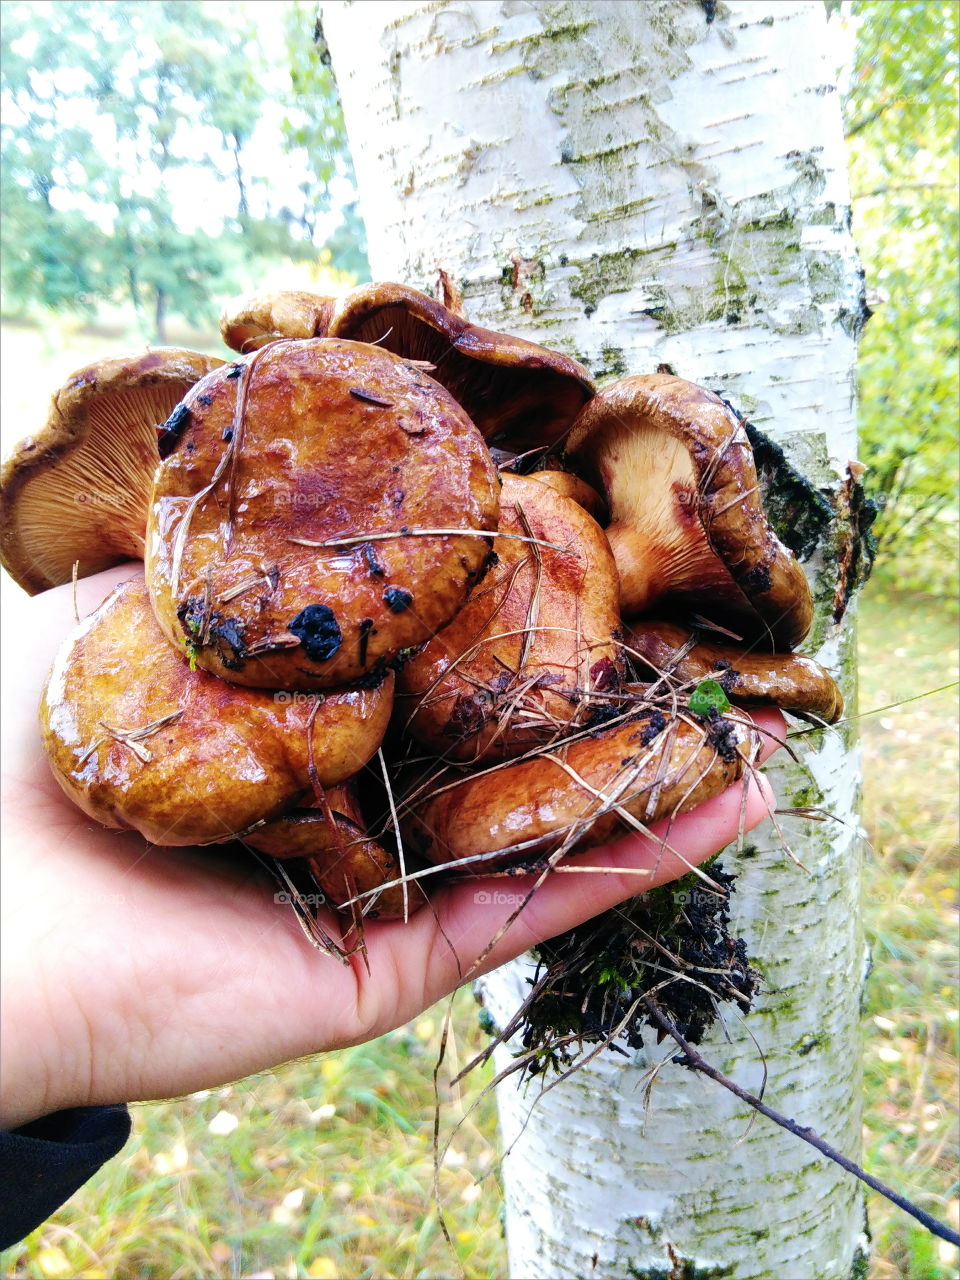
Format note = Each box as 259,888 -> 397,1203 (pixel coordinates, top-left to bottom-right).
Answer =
1,561 -> 141,683
434,765 -> 774,981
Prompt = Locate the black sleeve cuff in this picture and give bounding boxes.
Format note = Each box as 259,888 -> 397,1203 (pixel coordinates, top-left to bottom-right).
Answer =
0,1105 -> 131,1249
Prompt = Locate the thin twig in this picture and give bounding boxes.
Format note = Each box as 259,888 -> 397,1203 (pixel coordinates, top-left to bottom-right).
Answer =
642,998 -> 960,1248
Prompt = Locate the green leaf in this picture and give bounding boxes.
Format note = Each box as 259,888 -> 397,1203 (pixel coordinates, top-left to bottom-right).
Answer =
688,681 -> 731,717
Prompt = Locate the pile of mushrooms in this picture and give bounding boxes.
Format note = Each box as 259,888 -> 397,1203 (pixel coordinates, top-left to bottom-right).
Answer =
0,282 -> 843,942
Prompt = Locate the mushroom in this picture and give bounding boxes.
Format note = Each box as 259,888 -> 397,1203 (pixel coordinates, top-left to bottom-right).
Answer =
401,700 -> 757,871
219,289 -> 336,353
40,576 -> 395,846
626,619 -> 844,724
0,348 -> 224,594
245,781 -> 421,919
565,374 -> 813,650
146,337 -> 500,689
524,466 -> 608,523
327,282 -> 595,452
398,472 -> 624,762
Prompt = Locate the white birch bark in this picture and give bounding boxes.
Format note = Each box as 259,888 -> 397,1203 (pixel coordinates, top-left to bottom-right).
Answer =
321,3 -> 868,1276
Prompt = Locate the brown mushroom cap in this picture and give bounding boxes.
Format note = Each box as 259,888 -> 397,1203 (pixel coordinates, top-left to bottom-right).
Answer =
0,348 -> 224,594
565,374 -> 813,650
626,619 -> 844,724
40,576 -> 395,846
219,289 -> 336,354
327,282 -> 595,452
146,338 -> 500,689
245,782 -> 420,920
401,700 -> 755,870
398,473 -> 624,762
525,466 -> 608,523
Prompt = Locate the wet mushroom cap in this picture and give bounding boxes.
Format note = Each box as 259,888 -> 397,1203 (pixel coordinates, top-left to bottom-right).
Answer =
40,576 -> 395,846
146,338 -> 500,689
398,473 -> 625,762
0,348 -> 224,594
219,289 -> 336,353
524,467 -> 608,524
328,282 -> 595,452
246,782 -> 420,920
626,619 -> 844,724
401,701 -> 755,870
565,374 -> 813,651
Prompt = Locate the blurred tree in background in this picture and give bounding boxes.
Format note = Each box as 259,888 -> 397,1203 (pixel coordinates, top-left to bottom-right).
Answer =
0,0 -> 366,341
843,0 -> 959,597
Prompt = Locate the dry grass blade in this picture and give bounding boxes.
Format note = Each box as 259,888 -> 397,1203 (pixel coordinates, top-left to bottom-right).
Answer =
246,849 -> 348,960
288,528 -> 573,554
91,709 -> 185,765
377,747 -> 409,923
513,502 -> 542,679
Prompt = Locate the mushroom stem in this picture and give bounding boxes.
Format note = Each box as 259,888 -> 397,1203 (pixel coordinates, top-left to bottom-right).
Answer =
606,521 -> 744,617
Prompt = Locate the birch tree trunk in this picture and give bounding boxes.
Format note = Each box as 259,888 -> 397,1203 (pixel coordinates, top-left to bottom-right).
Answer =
321,3 -> 868,1276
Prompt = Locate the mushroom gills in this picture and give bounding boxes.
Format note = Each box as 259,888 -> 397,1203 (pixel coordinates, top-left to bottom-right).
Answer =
0,348 -> 223,593
566,374 -> 814,650
598,427 -> 751,618
328,283 -> 595,451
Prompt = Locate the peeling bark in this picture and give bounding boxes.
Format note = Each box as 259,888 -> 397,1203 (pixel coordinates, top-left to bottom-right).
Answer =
321,2 -> 867,1276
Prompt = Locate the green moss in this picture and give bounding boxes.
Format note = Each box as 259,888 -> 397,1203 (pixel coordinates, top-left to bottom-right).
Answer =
785,779 -> 826,810
594,343 -> 628,379
848,1244 -> 870,1280
570,248 -> 641,312
490,16 -> 593,57
809,201 -> 839,226
476,1007 -> 498,1037
582,194 -> 657,224
518,862 -> 759,1075
568,243 -> 675,314
561,139 -> 637,165
794,1032 -> 826,1056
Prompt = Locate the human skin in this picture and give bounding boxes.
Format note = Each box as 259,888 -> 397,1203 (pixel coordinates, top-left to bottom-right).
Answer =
0,564 -> 784,1131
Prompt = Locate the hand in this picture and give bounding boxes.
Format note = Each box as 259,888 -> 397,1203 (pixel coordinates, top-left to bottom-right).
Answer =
0,565 -> 784,1129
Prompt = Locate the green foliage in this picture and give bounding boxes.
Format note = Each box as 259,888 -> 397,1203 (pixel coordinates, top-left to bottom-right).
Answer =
688,680 -> 731,716
843,1 -> 960,598
0,0 -> 361,340
279,1 -> 369,279
857,587 -> 959,1278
